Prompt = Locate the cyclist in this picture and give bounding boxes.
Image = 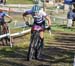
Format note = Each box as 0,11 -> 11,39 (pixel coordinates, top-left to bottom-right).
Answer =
0,8 -> 13,45
23,4 -> 51,60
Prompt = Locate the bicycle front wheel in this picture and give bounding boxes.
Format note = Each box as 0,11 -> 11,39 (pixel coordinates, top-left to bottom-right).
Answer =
27,31 -> 38,61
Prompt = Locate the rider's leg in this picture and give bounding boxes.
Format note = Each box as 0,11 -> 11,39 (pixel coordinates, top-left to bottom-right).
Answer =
2,23 -> 10,44
39,21 -> 45,48
2,23 -> 14,44
0,22 -> 7,45
1,38 -> 5,45
2,23 -> 8,34
40,31 -> 44,48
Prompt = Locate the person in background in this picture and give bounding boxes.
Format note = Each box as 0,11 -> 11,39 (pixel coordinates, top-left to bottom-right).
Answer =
67,4 -> 75,27
72,3 -> 75,26
0,8 -> 13,45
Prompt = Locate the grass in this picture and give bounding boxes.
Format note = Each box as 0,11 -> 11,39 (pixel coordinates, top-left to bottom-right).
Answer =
52,24 -> 75,33
7,0 -> 33,4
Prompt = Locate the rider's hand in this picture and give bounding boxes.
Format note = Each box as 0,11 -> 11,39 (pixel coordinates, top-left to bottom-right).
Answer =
8,19 -> 12,23
26,21 -> 29,26
47,26 -> 51,31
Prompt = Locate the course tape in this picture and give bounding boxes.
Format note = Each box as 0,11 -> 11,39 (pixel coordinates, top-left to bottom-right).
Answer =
0,29 -> 31,39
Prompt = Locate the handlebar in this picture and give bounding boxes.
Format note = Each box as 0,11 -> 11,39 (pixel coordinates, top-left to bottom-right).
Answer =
25,22 -> 51,30
25,22 -> 52,36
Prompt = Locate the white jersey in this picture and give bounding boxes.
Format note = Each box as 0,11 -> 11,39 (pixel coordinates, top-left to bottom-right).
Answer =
25,9 -> 47,24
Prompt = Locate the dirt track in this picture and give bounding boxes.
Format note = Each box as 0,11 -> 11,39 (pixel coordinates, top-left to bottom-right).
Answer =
0,31 -> 75,66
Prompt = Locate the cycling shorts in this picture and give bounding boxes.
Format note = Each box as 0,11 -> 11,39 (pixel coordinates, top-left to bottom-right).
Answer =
31,21 -> 45,32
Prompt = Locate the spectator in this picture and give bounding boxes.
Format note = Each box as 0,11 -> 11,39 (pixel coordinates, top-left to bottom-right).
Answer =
71,3 -> 75,26
67,4 -> 75,27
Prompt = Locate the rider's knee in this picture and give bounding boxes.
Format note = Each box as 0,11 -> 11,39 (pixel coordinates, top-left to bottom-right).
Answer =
40,32 -> 44,39
3,24 -> 8,29
3,24 -> 7,27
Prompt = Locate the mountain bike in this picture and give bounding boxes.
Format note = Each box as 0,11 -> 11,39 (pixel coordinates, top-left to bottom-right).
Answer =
27,24 -> 51,61
0,20 -> 13,47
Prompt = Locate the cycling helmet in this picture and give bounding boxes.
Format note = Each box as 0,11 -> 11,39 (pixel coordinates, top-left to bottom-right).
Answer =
32,5 -> 41,13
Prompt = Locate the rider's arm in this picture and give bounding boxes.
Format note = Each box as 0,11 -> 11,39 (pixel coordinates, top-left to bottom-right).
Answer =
6,15 -> 12,23
23,12 -> 28,22
6,15 -> 12,20
45,16 -> 51,27
23,10 -> 32,22
40,10 -> 51,27
40,10 -> 51,30
4,13 -> 12,22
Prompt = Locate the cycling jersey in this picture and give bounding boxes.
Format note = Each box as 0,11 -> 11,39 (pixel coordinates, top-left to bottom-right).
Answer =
0,12 -> 8,23
25,9 -> 47,24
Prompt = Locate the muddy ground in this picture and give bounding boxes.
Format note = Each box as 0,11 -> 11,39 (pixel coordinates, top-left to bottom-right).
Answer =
0,30 -> 75,66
